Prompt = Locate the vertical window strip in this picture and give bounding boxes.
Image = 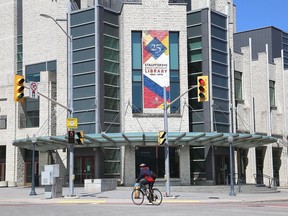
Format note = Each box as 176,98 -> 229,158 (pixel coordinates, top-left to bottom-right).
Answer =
132,32 -> 143,113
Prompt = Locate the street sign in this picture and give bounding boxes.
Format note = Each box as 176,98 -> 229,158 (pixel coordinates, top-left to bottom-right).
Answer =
66,118 -> 78,129
29,82 -> 38,99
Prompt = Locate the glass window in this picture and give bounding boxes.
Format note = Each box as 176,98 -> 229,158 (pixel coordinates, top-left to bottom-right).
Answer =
188,62 -> 202,73
212,38 -> 227,52
212,62 -> 227,75
104,35 -> 119,49
170,32 -> 179,70
132,32 -> 143,113
104,48 -> 119,62
187,25 -> 202,37
71,23 -> 95,37
187,12 -> 201,26
212,74 -> 228,87
269,80 -> 275,106
74,98 -> 96,111
71,9 -> 95,26
235,71 -> 242,100
73,73 -> 95,86
0,115 -> 7,129
212,50 -> 227,64
74,48 -> 95,62
103,24 -> 119,37
73,35 -> 95,50
132,32 -> 142,70
188,50 -> 202,62
104,60 -> 119,74
104,73 -> 119,86
104,98 -> 119,110
103,10 -> 118,24
74,111 -> 95,122
211,26 -> 227,40
211,12 -> 227,28
105,85 -> 119,98
104,147 -> 120,176
25,99 -> 39,128
213,86 -> 228,99
73,60 -> 95,74
73,86 -> 95,98
188,37 -> 202,50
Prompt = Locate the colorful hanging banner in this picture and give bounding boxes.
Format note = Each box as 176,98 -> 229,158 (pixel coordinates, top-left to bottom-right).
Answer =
143,30 -> 170,108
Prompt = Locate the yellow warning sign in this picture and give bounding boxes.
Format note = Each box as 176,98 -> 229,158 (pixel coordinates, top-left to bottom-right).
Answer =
66,118 -> 78,129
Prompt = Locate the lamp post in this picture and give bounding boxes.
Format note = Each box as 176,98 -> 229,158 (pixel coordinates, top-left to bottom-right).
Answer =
40,10 -> 74,197
30,134 -> 37,196
228,135 -> 236,196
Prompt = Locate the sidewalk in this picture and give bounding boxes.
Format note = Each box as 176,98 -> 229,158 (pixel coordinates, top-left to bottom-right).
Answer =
0,186 -> 288,205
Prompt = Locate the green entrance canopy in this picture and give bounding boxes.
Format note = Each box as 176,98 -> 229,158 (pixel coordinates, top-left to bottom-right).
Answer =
12,132 -> 278,152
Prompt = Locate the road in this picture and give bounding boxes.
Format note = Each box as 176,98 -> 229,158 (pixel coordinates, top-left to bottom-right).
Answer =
1,201 -> 288,216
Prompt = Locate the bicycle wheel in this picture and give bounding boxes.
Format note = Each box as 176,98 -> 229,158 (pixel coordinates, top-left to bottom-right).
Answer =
131,189 -> 144,205
150,188 -> 163,205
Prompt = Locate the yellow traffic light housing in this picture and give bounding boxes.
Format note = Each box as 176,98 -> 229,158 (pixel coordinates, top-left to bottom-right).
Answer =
76,130 -> 84,145
14,74 -> 25,102
197,76 -> 209,102
158,131 -> 166,145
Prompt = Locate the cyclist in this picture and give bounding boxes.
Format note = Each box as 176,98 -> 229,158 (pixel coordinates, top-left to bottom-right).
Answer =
135,163 -> 155,194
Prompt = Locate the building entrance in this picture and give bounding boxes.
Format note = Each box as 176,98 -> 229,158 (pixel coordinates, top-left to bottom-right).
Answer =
74,156 -> 94,185
215,155 -> 229,185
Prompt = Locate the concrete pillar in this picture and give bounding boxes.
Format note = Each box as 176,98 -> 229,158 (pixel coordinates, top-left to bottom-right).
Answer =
263,144 -> 273,186
279,145 -> 288,187
179,145 -> 190,185
123,146 -> 135,186
245,147 -> 257,184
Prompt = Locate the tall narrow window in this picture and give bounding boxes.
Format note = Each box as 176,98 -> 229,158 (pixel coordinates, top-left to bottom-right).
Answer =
269,80 -> 275,107
235,71 -> 242,100
132,32 -> 143,113
169,32 -> 180,113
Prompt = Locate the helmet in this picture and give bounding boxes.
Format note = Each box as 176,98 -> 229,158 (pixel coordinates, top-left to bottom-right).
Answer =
139,163 -> 147,167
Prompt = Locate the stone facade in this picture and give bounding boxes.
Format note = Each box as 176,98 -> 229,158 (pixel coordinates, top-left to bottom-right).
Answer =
0,0 -> 288,188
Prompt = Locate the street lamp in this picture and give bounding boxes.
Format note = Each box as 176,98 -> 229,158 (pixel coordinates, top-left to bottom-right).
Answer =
228,135 -> 236,196
40,10 -> 75,197
30,134 -> 37,196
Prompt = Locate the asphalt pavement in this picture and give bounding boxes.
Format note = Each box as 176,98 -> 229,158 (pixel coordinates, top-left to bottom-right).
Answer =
0,186 -> 288,205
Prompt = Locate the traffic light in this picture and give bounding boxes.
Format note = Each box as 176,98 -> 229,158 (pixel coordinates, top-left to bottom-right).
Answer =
68,130 -> 75,143
14,74 -> 25,102
158,130 -> 166,145
76,130 -> 84,145
197,75 -> 209,102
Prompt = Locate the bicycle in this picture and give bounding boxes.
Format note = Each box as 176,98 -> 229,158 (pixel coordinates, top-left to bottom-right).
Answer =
131,184 -> 163,205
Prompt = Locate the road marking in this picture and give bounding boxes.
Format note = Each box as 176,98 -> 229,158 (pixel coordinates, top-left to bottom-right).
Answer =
163,200 -> 201,203
58,200 -> 107,204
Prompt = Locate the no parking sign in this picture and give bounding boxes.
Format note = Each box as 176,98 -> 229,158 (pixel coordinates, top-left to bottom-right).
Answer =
29,82 -> 38,99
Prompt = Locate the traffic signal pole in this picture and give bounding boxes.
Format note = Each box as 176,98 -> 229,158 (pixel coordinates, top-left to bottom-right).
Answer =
163,85 -> 197,197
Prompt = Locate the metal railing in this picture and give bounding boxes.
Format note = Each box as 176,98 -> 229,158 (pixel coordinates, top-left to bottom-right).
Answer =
253,173 -> 279,188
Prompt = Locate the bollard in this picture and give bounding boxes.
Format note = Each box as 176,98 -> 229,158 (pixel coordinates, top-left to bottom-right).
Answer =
134,183 -> 140,198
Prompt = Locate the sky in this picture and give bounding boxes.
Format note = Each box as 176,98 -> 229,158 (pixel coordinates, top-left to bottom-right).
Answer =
233,0 -> 288,32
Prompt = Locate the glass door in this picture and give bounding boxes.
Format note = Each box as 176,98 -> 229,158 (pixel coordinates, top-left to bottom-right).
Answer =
74,156 -> 95,185
215,155 -> 229,185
